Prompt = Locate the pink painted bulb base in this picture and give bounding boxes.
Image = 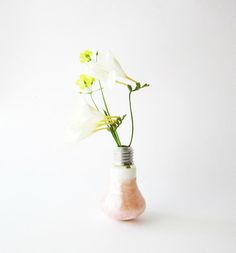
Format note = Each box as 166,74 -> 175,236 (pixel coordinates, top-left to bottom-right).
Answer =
102,177 -> 146,221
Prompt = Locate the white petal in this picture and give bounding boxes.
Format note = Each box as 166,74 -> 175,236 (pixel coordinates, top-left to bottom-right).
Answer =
103,70 -> 116,88
108,51 -> 127,79
82,51 -> 128,89
91,62 -> 110,81
65,125 -> 90,143
65,98 -> 104,143
97,50 -> 128,79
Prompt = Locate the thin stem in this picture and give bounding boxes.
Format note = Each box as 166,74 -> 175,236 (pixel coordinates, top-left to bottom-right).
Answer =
89,93 -> 99,111
128,91 -> 134,147
99,81 -> 110,114
96,52 -> 122,146
112,126 -> 121,146
98,81 -> 121,146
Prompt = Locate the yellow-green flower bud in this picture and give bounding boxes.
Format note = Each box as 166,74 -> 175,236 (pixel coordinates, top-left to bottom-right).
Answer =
76,74 -> 96,90
80,50 -> 93,63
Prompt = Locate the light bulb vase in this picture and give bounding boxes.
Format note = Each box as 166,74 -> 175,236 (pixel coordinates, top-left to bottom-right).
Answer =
102,147 -> 146,221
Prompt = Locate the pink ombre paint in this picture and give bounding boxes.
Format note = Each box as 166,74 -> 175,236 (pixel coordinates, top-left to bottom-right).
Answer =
102,165 -> 146,221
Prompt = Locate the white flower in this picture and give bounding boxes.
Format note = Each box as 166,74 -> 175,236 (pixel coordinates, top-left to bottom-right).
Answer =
65,100 -> 106,142
89,50 -> 130,87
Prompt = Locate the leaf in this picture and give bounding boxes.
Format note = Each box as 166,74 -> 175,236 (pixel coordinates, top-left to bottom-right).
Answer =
122,114 -> 127,120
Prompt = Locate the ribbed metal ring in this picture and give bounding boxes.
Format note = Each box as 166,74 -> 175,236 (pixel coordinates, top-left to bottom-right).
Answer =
113,146 -> 133,166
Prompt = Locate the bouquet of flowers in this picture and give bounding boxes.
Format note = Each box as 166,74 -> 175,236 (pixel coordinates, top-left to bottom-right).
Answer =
66,49 -> 149,146
66,50 -> 149,220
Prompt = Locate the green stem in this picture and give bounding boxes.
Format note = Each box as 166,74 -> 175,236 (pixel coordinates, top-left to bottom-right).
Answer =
98,81 -> 121,146
113,128 -> 121,146
89,93 -> 99,111
99,81 -> 110,114
128,91 -> 134,147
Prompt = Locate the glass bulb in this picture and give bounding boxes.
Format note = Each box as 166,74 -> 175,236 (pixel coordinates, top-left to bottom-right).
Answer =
102,147 -> 146,220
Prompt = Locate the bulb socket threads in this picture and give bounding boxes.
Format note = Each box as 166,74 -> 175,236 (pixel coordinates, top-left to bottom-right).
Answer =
113,146 -> 133,166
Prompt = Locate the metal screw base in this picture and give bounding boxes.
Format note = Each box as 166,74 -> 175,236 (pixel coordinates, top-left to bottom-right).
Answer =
113,146 -> 133,166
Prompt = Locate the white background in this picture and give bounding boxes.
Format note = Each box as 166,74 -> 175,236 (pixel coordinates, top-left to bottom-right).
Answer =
0,0 -> 235,252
